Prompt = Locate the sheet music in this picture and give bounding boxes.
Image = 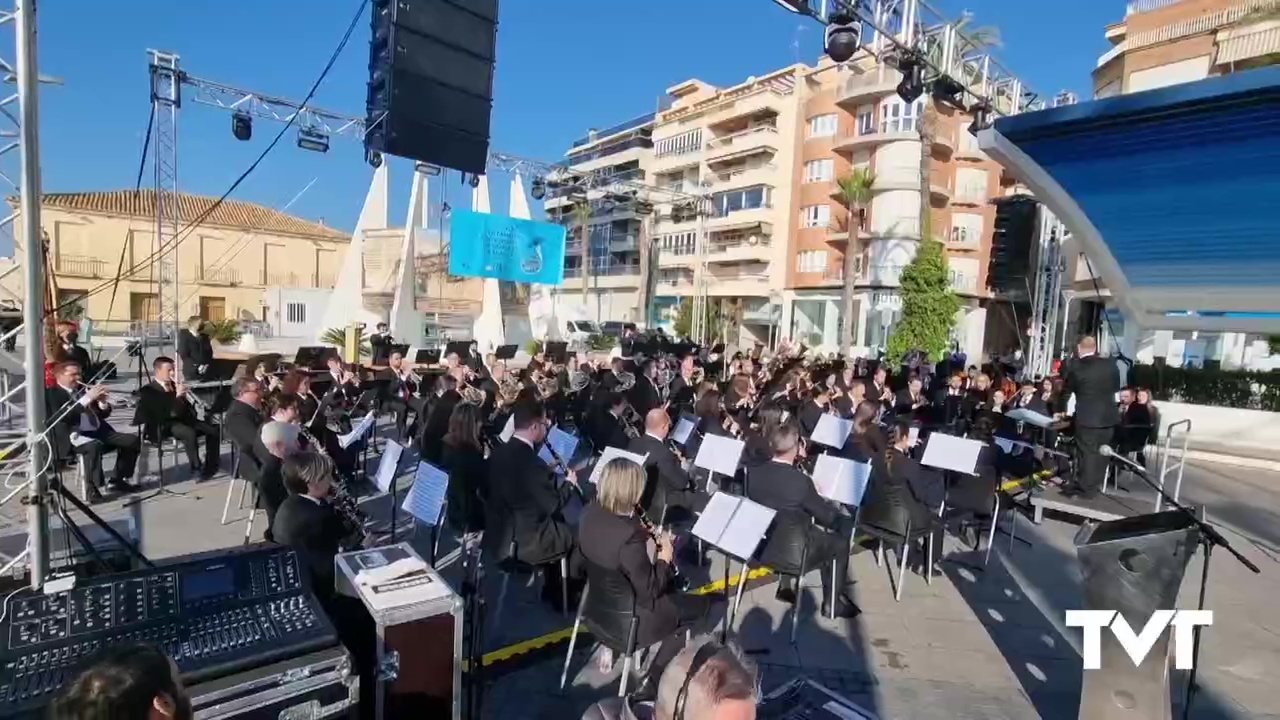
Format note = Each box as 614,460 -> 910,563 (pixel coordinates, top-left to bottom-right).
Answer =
919,433 -> 984,476
69,432 -> 95,448
1006,408 -> 1054,428
690,492 -> 775,561
908,426 -> 920,448
373,440 -> 404,493
812,454 -> 872,507
537,426 -> 579,474
672,415 -> 697,445
339,412 -> 376,449
402,461 -> 448,527
588,446 -> 648,485
500,415 -> 514,442
994,437 -> 1031,455
693,433 -> 745,477
810,415 -> 853,448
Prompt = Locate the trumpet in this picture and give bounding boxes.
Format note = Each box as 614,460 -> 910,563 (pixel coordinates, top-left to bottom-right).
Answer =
77,381 -> 127,409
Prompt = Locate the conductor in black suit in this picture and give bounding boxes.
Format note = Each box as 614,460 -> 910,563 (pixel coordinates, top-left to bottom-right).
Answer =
483,397 -> 583,599
45,361 -> 141,502
176,316 -> 213,381
1061,336 -> 1121,497
628,408 -> 707,521
136,356 -> 220,480
747,421 -> 859,618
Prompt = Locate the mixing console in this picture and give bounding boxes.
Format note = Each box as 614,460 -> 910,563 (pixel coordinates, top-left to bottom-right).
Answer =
0,546 -> 337,715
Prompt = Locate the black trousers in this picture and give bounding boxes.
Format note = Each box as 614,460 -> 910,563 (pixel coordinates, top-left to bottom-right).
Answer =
384,395 -> 425,438
646,593 -> 716,683
1074,425 -> 1113,495
75,430 -> 141,487
803,524 -> 854,605
168,420 -> 220,473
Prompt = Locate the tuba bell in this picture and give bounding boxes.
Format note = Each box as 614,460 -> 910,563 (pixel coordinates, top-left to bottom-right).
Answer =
615,369 -> 636,392
459,382 -> 486,406
569,368 -> 591,393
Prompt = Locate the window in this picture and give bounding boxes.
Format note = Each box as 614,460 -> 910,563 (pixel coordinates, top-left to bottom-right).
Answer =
709,185 -> 770,217
955,168 -> 990,200
856,110 -> 875,135
950,213 -> 984,246
795,250 -> 828,273
800,204 -> 831,229
803,159 -> 834,183
286,302 -> 307,324
655,129 -> 703,158
880,98 -> 925,133
807,114 -> 838,138
658,231 -> 698,255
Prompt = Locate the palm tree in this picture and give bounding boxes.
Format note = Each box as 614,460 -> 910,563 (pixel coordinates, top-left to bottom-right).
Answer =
834,168 -> 875,355
918,14 -> 1001,250
572,201 -> 592,317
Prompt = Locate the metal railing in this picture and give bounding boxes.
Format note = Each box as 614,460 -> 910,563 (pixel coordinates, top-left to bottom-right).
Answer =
708,163 -> 777,186
198,267 -> 242,284
705,123 -> 778,150
56,255 -> 110,278
1127,0 -> 1185,15
1155,418 -> 1192,511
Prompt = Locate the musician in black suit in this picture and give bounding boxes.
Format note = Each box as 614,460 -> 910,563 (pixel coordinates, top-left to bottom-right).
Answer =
418,373 -> 460,464
176,316 -> 213,381
273,450 -> 349,601
368,322 -> 393,365
482,397 -> 583,599
45,361 -> 141,501
747,422 -> 859,618
865,365 -> 893,412
1010,378 -> 1049,415
1061,336 -> 1121,497
933,371 -> 969,431
587,391 -> 632,452
136,356 -> 220,480
377,349 -> 424,439
629,359 -> 663,418
797,385 -> 829,439
318,355 -> 362,404
893,375 -> 929,422
629,408 -> 707,520
223,377 -> 265,484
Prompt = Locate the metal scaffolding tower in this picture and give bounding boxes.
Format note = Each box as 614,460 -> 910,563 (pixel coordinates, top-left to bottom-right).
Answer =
1027,208 -> 1066,380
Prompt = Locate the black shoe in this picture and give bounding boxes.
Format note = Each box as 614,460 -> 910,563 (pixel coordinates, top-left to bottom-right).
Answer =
85,486 -> 105,504
108,479 -> 141,494
200,465 -> 219,480
774,579 -> 797,605
820,598 -> 862,619
960,525 -> 979,550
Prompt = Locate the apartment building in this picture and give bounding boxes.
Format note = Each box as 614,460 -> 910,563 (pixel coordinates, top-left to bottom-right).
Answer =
543,115 -> 654,325
10,190 -> 348,330
1086,0 -> 1278,367
647,67 -> 803,345
785,55 -> 1004,357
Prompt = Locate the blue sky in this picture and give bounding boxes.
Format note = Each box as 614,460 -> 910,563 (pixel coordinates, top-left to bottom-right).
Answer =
15,0 -> 1119,254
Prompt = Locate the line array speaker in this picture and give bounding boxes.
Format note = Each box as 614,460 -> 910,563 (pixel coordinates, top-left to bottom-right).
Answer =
366,0 -> 498,174
987,194 -> 1038,294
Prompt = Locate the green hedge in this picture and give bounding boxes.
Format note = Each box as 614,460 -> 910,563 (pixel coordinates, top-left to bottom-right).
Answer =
1130,363 -> 1280,412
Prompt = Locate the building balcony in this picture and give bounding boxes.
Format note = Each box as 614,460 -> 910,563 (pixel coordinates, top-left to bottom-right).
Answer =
832,126 -> 918,153
704,125 -> 779,165
951,189 -> 987,207
262,271 -> 318,287
949,271 -> 980,295
954,136 -> 986,161
946,227 -> 983,250
706,236 -> 772,264
197,267 -> 243,286
863,263 -> 905,287
706,270 -> 772,297
931,129 -> 955,154
563,263 -> 642,288
56,254 -> 110,278
650,149 -> 703,175
826,217 -> 870,244
657,249 -> 698,268
836,68 -> 902,107
706,163 -> 777,189
706,206 -> 773,232
1215,25 -> 1280,67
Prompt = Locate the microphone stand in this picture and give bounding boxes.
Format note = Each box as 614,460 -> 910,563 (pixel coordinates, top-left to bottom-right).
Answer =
1104,451 -> 1260,720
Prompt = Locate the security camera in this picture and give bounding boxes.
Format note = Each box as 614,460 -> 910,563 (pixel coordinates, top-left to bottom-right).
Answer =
825,14 -> 862,64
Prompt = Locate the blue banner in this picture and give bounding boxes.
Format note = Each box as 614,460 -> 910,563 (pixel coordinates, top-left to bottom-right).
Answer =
448,209 -> 567,285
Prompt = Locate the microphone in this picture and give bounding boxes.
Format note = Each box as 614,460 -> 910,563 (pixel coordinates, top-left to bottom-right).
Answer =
1099,444 -> 1146,474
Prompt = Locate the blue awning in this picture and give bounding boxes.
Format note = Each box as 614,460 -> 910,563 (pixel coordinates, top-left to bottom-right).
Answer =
980,66 -> 1280,333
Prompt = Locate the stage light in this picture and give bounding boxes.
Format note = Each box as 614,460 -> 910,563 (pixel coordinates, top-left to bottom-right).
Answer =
895,52 -> 925,103
968,99 -> 993,135
297,128 -> 330,153
530,176 -> 546,200
824,13 -> 862,64
469,173 -> 481,188
366,148 -> 383,168
231,112 -> 252,141
931,75 -> 966,109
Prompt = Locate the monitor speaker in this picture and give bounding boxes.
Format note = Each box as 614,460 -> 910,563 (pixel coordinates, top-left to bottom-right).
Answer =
1074,511 -> 1201,720
366,0 -> 498,174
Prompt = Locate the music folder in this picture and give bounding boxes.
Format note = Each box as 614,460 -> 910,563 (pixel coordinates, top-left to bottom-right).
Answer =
811,454 -> 872,507
691,492 -> 776,561
920,433 -> 984,476
588,446 -> 648,485
500,415 -> 515,442
339,412 -> 376,449
693,433 -> 744,478
1007,407 -> 1055,428
810,414 -> 853,449
537,426 -> 580,475
402,461 -> 448,527
671,414 -> 697,446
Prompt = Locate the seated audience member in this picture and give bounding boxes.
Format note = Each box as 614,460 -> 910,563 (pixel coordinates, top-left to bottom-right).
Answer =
137,355 -> 220,480
579,458 -> 715,700
748,422 -> 860,618
442,401 -> 489,534
51,642 -> 191,720
45,360 -> 141,501
273,450 -> 350,601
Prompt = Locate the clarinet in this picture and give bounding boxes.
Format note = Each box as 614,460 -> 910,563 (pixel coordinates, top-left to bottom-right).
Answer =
299,425 -> 368,546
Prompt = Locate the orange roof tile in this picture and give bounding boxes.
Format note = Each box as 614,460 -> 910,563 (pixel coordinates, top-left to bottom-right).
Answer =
30,189 -> 349,241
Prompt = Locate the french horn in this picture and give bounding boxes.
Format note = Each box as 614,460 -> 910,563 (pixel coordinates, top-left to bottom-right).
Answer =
615,369 -> 637,392
568,368 -> 592,393
459,382 -> 486,405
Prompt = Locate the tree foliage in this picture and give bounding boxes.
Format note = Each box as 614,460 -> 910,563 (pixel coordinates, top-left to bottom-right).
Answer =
835,169 -> 875,355
672,297 -> 722,340
321,326 -> 371,358
886,238 -> 959,363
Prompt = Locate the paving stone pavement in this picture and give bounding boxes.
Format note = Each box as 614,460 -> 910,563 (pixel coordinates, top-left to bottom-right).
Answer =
1,403 -> 1277,720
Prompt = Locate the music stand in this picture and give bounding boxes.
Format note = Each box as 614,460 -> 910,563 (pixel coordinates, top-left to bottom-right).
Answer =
494,344 -> 518,361
545,341 -> 569,366
414,349 -> 440,365
402,460 -> 449,563
387,344 -> 410,362
128,337 -> 150,393
372,439 -> 406,541
443,341 -> 470,360
691,492 -> 775,641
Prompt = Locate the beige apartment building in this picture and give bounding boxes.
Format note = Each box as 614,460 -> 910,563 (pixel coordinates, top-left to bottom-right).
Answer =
8,190 -> 348,331
786,55 -> 1006,355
